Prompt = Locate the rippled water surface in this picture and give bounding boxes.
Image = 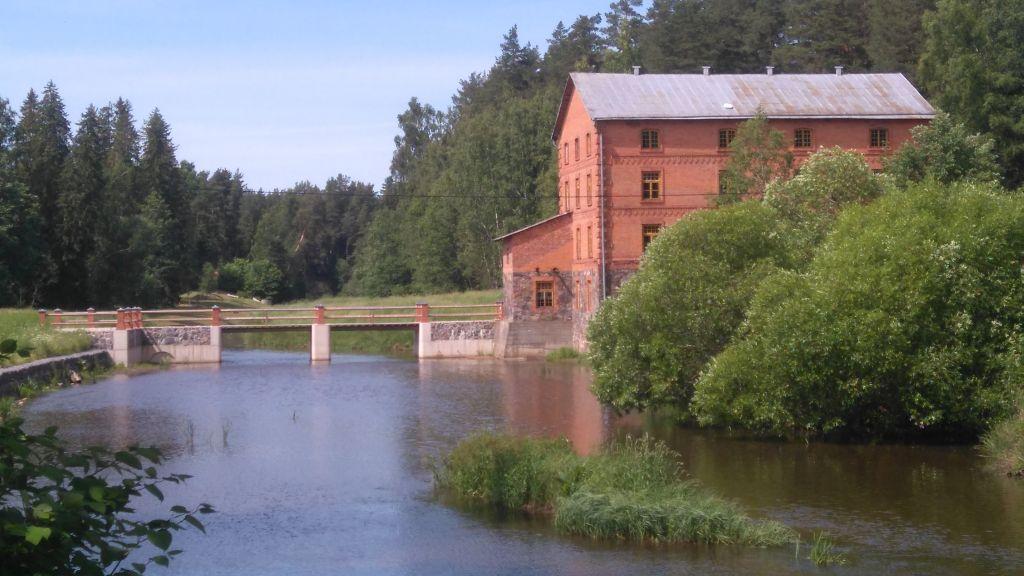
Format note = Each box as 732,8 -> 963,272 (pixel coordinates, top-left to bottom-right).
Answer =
22,350 -> 1024,575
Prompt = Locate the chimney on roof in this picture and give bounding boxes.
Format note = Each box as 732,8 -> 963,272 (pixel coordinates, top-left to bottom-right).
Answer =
632,65 -> 641,76
766,65 -> 775,76
835,65 -> 844,76
702,65 -> 711,76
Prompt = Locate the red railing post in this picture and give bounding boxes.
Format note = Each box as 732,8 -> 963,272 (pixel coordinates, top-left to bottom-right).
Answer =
133,307 -> 142,329
53,309 -> 62,327
495,301 -> 504,321
86,307 -> 95,328
211,305 -> 221,327
137,307 -> 144,328
416,303 -> 430,323
116,308 -> 126,330
315,304 -> 325,325
38,309 -> 47,327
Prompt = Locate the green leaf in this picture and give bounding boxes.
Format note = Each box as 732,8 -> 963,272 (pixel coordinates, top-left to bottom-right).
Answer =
116,451 -> 143,469
183,514 -> 205,534
153,555 -> 169,567
170,505 -> 188,514
148,528 -> 172,550
32,503 -> 53,520
0,339 -> 17,354
89,485 -> 106,502
132,562 -> 148,573
24,525 -> 52,545
144,484 -> 164,501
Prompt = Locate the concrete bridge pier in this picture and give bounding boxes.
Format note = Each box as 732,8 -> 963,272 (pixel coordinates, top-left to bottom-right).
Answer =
310,305 -> 331,363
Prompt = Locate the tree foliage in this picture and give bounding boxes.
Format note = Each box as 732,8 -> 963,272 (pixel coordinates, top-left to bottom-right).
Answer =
884,111 -> 1000,187
720,111 -> 793,202
693,182 -> 1024,438
0,83 -> 378,308
0,416 -> 214,575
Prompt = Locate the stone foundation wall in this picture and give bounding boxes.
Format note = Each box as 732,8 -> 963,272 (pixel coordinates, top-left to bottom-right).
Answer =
141,327 -> 211,346
607,267 -> 637,296
507,271 -> 573,321
0,350 -> 113,397
431,321 -> 494,341
87,329 -> 113,350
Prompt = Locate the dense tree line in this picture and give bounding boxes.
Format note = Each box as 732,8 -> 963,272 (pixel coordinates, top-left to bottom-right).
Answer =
347,0 -> 952,295
0,84 -> 377,308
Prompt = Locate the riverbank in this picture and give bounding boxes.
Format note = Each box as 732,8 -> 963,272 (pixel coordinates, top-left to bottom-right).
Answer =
0,309 -> 93,366
434,432 -> 794,547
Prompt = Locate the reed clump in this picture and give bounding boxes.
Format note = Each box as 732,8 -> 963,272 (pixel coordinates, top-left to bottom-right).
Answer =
434,432 -> 794,546
981,408 -> 1024,477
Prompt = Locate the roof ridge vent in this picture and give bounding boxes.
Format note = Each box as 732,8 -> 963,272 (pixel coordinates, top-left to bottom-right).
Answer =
766,65 -> 775,76
632,65 -> 641,76
702,65 -> 711,76
835,65 -> 844,76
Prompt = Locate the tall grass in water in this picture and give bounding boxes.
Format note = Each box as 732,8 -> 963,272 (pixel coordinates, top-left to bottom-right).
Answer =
0,309 -> 93,366
434,432 -> 795,546
808,532 -> 846,566
981,408 -> 1024,477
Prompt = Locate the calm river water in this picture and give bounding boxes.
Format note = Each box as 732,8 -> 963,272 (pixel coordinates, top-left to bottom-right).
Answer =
22,350 -> 1024,575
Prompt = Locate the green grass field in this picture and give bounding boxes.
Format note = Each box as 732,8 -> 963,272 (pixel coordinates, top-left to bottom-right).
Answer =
0,309 -> 93,367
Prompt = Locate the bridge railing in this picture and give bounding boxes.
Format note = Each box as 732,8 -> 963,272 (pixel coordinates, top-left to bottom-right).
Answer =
38,301 -> 505,329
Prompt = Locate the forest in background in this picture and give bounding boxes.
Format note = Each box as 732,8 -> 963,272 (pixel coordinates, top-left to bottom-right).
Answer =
1,0 -> 1020,306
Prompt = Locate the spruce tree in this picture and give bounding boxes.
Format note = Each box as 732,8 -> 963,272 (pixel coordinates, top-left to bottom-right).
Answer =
57,105 -> 107,307
0,97 -> 44,305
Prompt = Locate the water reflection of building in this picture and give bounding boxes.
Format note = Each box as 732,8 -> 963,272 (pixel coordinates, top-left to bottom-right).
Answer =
417,359 -> 610,455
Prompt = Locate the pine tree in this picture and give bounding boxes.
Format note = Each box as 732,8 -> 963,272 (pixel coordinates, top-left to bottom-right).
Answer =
132,191 -> 177,306
867,0 -> 935,77
776,0 -> 871,72
603,0 -> 645,72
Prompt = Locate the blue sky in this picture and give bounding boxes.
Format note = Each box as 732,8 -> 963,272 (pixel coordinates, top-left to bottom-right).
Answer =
0,0 -> 610,190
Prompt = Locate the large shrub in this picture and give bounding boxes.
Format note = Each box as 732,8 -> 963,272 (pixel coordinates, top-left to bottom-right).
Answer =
588,149 -> 882,413
587,201 -> 797,412
693,182 -> 1024,439
884,111 -> 1000,188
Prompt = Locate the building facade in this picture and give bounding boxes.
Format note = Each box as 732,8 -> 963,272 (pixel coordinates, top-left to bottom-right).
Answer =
498,69 -> 935,352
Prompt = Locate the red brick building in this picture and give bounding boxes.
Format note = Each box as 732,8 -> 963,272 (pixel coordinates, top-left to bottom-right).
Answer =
497,68 -> 934,353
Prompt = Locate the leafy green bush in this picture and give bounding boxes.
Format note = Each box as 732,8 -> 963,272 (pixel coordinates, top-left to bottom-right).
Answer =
435,433 -> 794,546
587,201 -> 798,412
694,181 -> 1024,438
885,111 -> 1000,188
244,259 -> 284,301
217,258 -> 249,294
0,416 -> 213,575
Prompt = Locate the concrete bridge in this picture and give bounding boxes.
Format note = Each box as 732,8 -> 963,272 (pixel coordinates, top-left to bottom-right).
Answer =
39,303 -> 503,366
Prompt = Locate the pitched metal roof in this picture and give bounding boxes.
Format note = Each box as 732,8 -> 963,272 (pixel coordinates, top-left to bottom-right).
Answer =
493,211 -> 570,242
565,72 -> 934,126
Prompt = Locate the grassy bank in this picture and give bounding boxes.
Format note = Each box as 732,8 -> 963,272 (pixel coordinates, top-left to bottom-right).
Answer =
0,309 -> 93,367
981,408 -> 1024,477
224,289 -> 501,357
433,432 -> 794,546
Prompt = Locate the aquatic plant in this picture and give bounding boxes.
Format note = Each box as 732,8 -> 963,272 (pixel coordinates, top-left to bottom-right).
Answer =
434,432 -> 794,546
545,347 -> 582,362
981,409 -> 1024,477
808,531 -> 846,566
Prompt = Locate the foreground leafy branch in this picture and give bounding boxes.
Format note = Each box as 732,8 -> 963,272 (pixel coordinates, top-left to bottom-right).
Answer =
0,416 -> 213,575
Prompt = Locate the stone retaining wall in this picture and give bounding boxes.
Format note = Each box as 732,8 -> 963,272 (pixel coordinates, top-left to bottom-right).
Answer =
142,326 -> 211,346
431,321 -> 494,341
0,350 -> 113,397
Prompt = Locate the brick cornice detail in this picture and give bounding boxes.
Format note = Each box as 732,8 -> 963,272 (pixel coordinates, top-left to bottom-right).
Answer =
611,155 -> 724,167
609,207 -> 693,218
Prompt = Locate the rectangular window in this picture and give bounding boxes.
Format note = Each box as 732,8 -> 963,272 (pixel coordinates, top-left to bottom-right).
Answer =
586,173 -> 593,206
641,129 -> 660,150
585,279 -> 592,312
563,142 -> 569,164
719,128 -> 736,149
576,226 -> 582,260
586,132 -> 592,156
641,171 -> 662,200
575,177 -> 581,209
575,279 -> 581,310
574,137 -> 580,161
870,128 -> 889,148
563,180 -> 570,212
794,128 -> 812,148
718,170 -> 728,195
587,225 -> 593,258
535,281 -> 553,308
642,224 -> 662,251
